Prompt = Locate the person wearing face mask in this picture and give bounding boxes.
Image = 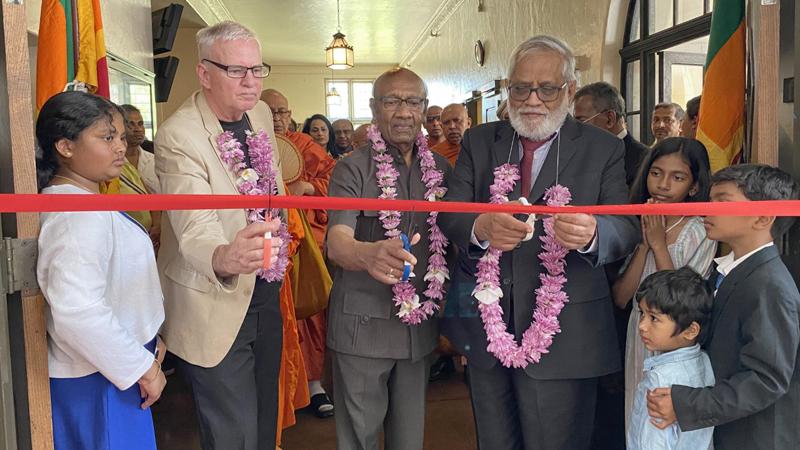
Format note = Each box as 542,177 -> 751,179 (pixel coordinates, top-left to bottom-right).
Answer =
438,35 -> 639,450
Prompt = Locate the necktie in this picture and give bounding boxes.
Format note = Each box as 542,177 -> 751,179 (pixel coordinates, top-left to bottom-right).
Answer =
519,137 -> 550,196
715,272 -> 725,290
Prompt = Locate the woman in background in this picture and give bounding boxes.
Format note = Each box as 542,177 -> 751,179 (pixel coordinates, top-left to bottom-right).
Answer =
35,91 -> 166,450
303,114 -> 338,157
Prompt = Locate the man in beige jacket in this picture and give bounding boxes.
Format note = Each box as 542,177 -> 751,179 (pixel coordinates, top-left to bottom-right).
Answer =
155,21 -> 285,450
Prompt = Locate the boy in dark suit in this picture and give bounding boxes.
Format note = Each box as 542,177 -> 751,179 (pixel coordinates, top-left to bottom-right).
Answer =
647,164 -> 800,450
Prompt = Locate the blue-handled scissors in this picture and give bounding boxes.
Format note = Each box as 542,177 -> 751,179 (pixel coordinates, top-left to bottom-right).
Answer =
400,233 -> 413,282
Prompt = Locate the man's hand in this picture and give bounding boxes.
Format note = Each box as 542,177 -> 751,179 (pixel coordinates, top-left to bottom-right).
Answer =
357,233 -> 420,285
553,213 -> 597,250
647,387 -> 677,429
287,180 -> 314,196
473,213 -> 532,251
212,218 -> 282,278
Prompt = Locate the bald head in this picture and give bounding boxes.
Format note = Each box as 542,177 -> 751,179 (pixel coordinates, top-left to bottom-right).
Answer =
440,103 -> 470,145
370,68 -> 428,153
352,123 -> 370,150
332,119 -> 354,152
261,89 -> 291,135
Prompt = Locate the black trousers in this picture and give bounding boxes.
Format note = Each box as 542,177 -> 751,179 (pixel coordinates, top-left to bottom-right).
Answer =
178,280 -> 283,450
468,362 -> 598,450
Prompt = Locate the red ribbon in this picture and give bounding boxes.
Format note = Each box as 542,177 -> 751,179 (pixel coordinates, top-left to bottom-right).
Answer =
1,194 -> 798,216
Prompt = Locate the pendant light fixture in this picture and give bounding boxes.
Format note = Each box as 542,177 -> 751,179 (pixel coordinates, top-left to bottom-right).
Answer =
326,69 -> 341,106
325,0 -> 354,69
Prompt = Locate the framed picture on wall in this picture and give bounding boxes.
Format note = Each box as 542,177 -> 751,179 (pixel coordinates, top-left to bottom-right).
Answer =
107,52 -> 158,140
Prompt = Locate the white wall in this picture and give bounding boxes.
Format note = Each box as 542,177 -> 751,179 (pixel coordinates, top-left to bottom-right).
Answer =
407,0 -> 615,106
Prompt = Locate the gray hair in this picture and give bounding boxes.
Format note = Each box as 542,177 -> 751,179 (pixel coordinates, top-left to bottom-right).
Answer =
574,82 -> 626,123
507,35 -> 576,83
654,102 -> 686,121
196,21 -> 260,60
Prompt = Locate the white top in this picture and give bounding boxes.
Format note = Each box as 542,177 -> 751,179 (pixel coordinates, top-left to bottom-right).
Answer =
136,148 -> 159,194
37,184 -> 165,390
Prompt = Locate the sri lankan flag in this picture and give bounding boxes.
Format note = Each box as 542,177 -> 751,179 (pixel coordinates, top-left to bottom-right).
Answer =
35,0 -> 110,111
697,0 -> 745,173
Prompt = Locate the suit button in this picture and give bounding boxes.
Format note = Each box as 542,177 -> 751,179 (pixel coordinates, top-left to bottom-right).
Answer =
360,316 -> 370,324
502,278 -> 512,286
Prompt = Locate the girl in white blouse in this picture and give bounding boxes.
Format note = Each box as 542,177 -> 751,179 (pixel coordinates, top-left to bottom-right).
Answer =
35,91 -> 166,450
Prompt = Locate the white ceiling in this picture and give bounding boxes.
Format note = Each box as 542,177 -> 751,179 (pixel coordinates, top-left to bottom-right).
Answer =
151,0 -> 453,66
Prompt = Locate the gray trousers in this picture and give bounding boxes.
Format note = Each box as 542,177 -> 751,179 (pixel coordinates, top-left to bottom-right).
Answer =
178,281 -> 283,450
468,362 -> 598,450
331,350 -> 431,450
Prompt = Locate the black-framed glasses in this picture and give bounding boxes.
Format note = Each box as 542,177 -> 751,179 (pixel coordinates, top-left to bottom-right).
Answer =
202,59 -> 271,79
508,82 -> 567,102
425,114 -> 441,123
378,96 -> 427,112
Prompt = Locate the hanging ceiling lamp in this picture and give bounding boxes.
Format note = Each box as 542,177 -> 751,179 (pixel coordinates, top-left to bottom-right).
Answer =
326,86 -> 341,106
325,0 -> 354,70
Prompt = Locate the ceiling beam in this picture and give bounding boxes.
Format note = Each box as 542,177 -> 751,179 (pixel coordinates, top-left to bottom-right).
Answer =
185,0 -> 234,25
400,0 -> 466,68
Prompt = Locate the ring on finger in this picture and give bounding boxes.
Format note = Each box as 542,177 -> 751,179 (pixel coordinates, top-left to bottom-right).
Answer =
387,268 -> 394,277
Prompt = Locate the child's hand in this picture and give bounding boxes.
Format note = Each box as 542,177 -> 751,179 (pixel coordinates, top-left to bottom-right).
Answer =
643,212 -> 667,251
647,387 -> 677,429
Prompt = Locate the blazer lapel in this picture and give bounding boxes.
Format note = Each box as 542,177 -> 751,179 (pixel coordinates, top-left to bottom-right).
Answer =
707,246 -> 780,342
528,116 -> 580,203
195,91 -> 241,192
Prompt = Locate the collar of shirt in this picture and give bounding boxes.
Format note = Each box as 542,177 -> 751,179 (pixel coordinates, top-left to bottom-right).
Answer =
380,142 -> 419,165
643,344 -> 702,371
713,242 -> 774,277
617,129 -> 628,139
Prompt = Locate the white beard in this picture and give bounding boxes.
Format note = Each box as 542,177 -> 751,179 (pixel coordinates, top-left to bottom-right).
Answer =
508,97 -> 569,141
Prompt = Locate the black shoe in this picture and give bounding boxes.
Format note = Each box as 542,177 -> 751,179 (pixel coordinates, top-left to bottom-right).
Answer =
310,393 -> 334,418
429,356 -> 456,382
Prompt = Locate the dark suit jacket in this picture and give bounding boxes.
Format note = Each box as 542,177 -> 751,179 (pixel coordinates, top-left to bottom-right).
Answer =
672,245 -> 800,449
622,133 -> 648,188
438,117 -> 639,380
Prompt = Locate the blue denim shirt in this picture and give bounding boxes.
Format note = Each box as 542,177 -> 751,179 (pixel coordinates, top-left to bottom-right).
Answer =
627,344 -> 715,450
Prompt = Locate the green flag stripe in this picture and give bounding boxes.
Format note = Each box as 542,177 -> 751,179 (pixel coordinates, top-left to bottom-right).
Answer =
705,0 -> 745,66
63,0 -> 75,80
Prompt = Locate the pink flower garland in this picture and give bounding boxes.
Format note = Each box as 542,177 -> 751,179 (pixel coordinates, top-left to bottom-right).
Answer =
473,163 -> 572,368
368,124 -> 449,325
217,129 -> 290,282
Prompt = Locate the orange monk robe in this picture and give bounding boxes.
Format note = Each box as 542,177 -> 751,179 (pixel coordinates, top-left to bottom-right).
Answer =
432,140 -> 461,167
277,207 -> 311,445
284,131 -> 336,246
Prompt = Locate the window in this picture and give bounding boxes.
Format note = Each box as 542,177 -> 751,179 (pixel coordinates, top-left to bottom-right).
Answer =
621,0 -> 712,143
107,53 -> 157,140
325,79 -> 373,123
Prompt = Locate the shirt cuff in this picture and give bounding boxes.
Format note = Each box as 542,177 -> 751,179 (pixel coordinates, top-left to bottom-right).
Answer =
470,222 -> 490,249
578,231 -> 598,254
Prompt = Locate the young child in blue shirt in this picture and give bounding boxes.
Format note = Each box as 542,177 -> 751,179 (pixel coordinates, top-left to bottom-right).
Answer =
627,267 -> 715,450
647,164 -> 800,449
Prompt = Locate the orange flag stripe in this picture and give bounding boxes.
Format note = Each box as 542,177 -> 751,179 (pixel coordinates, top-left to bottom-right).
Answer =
35,0 -> 69,111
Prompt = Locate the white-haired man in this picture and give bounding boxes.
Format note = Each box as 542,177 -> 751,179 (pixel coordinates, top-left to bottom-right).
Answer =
155,21 -> 285,449
438,36 -> 639,449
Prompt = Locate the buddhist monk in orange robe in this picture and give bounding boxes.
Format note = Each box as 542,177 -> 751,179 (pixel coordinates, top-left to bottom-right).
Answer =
262,88 -> 337,419
432,103 -> 471,166
276,208 -> 310,446
424,105 -> 445,147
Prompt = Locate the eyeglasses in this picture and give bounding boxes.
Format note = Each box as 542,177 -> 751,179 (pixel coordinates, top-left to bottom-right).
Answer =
508,82 -> 568,102
580,109 -> 610,123
378,96 -> 427,112
202,59 -> 271,79
271,109 -> 291,118
652,116 -> 677,126
426,115 -> 441,123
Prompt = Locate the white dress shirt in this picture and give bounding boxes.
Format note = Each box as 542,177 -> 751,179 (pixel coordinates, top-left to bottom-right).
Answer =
38,184 -> 164,389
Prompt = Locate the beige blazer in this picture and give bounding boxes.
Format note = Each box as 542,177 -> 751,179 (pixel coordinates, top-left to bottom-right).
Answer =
154,90 -> 285,368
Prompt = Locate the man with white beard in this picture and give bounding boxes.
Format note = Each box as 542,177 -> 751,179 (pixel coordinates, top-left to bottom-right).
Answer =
438,35 -> 639,449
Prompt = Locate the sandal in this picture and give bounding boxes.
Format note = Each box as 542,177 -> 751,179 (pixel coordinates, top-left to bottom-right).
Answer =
310,393 -> 334,418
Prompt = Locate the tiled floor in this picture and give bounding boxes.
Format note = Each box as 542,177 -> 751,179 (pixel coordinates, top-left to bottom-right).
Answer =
152,364 -> 476,449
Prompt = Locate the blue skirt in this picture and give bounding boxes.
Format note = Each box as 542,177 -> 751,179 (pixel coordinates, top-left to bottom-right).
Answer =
50,338 -> 158,450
